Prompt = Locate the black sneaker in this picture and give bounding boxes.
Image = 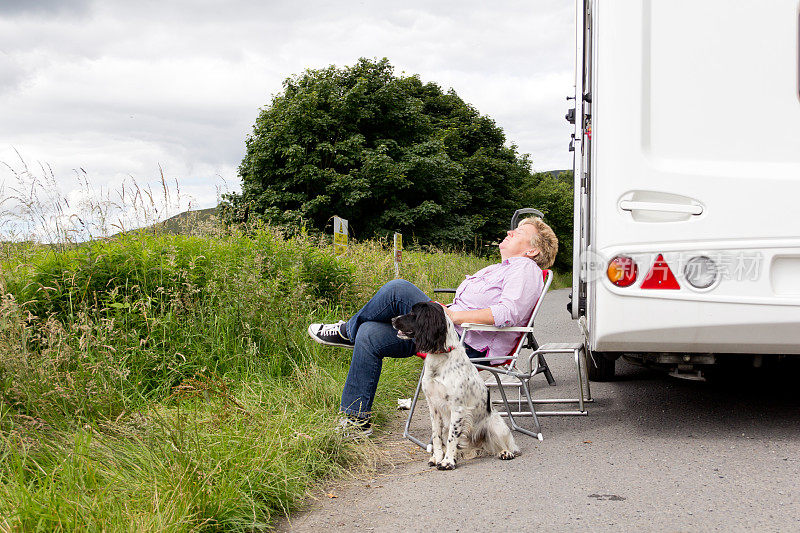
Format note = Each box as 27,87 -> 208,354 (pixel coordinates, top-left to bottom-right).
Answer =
307,320 -> 354,348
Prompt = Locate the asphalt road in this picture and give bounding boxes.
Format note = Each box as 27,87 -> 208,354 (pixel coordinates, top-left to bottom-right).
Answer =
282,289 -> 800,532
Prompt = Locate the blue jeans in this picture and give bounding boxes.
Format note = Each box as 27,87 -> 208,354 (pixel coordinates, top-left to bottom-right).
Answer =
340,279 -> 483,420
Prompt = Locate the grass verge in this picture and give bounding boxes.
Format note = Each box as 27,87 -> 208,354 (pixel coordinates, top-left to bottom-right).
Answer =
1,225 -> 528,530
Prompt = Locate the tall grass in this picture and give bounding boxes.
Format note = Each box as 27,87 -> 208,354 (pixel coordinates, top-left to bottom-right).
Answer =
0,218 -> 494,530
1,154 -> 187,246
0,160 -> 568,530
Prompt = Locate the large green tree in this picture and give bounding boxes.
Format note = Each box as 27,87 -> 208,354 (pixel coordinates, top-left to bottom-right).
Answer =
222,58 -> 533,247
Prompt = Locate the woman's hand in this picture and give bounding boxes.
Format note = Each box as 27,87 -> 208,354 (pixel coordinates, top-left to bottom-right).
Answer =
438,302 -> 456,322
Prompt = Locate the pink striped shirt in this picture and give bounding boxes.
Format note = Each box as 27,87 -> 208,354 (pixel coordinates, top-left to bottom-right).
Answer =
449,257 -> 543,361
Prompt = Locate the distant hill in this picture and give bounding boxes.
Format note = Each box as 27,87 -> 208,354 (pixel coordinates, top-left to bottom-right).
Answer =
113,207 -> 219,238
539,169 -> 573,188
545,169 -> 570,179
156,207 -> 218,234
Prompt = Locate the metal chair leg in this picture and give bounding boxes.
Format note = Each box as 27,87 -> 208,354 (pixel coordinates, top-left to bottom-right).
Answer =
519,377 -> 544,441
490,370 -> 543,441
540,354 -> 556,386
529,335 -> 555,386
403,368 -> 429,450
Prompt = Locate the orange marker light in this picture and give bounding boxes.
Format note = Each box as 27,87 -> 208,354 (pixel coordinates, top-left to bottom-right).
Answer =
607,256 -> 638,287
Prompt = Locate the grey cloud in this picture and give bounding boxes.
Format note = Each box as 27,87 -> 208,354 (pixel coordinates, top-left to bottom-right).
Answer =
0,0 -> 92,16
0,57 -> 29,94
0,0 -> 575,217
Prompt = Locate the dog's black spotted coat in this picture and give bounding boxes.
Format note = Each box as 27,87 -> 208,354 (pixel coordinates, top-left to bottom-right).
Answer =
392,302 -> 520,470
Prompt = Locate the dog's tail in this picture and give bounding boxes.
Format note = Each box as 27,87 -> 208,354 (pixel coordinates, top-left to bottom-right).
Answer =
463,390 -> 491,450
458,408 -> 476,450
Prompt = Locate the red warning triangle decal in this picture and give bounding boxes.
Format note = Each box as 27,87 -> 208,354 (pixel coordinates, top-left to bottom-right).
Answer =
641,254 -> 681,290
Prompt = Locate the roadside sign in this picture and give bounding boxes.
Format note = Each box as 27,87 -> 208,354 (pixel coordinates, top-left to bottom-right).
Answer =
393,232 -> 402,278
333,216 -> 348,256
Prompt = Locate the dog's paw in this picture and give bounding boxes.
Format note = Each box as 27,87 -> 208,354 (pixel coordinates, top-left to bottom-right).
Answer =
428,456 -> 438,467
498,450 -> 516,460
437,458 -> 456,470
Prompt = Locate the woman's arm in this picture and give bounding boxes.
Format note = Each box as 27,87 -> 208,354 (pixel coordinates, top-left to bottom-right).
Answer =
488,262 -> 541,327
441,305 -> 494,326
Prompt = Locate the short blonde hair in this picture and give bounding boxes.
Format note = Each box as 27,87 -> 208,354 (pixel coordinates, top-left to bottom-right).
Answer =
518,217 -> 558,269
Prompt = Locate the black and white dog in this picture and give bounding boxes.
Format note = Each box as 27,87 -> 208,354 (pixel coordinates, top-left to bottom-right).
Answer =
392,302 -> 520,470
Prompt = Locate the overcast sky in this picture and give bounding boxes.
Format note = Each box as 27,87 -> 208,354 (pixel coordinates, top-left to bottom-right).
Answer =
0,0 -> 575,227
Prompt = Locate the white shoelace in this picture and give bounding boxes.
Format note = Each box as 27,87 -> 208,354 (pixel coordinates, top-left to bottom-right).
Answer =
319,322 -> 344,336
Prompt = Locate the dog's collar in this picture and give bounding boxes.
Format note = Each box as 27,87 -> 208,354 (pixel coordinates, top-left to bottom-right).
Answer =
416,346 -> 456,357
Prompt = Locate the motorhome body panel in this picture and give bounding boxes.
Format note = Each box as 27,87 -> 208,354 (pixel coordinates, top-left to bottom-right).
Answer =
587,0 -> 800,353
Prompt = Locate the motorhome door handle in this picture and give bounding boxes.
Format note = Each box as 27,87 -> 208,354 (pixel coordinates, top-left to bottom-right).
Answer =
619,201 -> 703,215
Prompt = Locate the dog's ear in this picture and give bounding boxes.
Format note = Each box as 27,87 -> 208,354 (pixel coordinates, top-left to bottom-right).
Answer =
412,302 -> 448,354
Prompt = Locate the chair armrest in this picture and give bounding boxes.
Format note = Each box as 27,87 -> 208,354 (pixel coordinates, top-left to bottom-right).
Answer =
460,323 -> 534,334
433,288 -> 456,294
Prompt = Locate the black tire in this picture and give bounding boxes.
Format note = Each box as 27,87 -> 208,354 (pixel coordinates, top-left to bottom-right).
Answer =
587,350 -> 616,381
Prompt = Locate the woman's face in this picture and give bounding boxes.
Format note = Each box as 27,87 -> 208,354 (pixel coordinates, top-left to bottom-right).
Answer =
499,224 -> 539,260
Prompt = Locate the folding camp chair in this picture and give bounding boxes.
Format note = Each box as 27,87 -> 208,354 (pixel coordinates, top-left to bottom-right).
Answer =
403,268 -> 592,449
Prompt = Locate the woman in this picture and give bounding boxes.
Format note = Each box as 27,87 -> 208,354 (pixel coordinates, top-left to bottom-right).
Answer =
307,217 -> 558,435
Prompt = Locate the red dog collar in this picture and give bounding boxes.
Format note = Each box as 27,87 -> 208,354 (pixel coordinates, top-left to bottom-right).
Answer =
416,346 -> 456,357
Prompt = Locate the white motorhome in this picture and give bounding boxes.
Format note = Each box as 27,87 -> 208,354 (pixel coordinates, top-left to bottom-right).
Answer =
570,0 -> 800,380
